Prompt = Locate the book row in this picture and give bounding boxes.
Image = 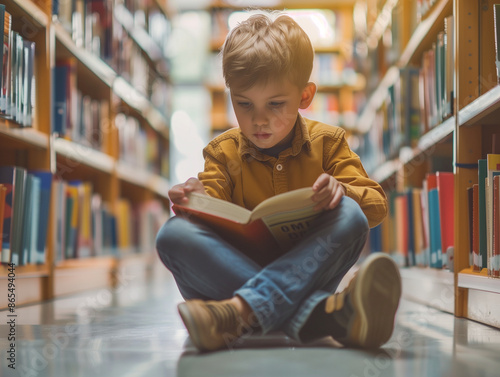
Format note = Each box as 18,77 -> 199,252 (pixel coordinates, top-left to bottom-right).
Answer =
370,171 -> 454,270
357,15 -> 453,169
52,180 -> 167,263
53,0 -> 171,64
0,165 -> 169,266
115,112 -> 169,177
52,0 -> 171,116
299,92 -> 364,130
468,154 -> 500,277
53,59 -> 109,150
0,5 -> 36,127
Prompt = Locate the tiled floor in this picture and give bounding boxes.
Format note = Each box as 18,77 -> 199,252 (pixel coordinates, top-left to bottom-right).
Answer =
1,266 -> 500,377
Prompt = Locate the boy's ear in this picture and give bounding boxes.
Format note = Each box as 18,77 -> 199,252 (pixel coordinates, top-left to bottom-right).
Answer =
299,82 -> 316,109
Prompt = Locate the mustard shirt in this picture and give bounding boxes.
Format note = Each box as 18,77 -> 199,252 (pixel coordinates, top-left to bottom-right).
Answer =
198,115 -> 387,228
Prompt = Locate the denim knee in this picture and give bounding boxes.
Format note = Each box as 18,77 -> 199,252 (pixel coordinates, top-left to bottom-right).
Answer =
313,196 -> 369,250
155,216 -> 195,268
337,196 -> 369,235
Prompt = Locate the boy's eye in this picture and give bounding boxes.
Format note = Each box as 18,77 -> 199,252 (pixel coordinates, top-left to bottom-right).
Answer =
269,102 -> 285,108
237,102 -> 252,108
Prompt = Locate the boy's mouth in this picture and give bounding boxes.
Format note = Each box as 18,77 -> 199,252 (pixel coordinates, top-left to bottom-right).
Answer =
254,132 -> 272,139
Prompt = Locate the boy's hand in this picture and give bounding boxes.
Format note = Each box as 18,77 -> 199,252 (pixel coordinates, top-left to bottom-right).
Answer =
168,178 -> 206,205
312,173 -> 345,211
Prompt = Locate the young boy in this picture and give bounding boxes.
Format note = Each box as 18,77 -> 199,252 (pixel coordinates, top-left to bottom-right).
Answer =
156,12 -> 401,352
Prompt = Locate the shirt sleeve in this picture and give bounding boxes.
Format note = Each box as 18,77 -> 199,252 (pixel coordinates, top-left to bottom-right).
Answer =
197,142 -> 233,201
324,132 -> 388,228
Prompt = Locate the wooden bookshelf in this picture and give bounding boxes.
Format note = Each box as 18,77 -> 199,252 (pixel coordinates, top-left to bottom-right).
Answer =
451,0 -> 500,327
0,0 -> 172,308
400,267 -> 455,314
0,123 -> 49,150
359,0 -> 459,315
362,0 -> 500,329
369,116 -> 455,182
53,257 -> 115,297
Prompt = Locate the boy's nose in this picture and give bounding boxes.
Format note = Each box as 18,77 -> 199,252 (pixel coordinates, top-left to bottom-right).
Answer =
252,109 -> 268,127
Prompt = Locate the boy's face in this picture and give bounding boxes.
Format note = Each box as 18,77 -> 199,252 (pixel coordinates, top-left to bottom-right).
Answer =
230,78 -> 315,149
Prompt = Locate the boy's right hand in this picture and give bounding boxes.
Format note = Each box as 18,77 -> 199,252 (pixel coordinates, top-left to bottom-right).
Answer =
168,178 -> 206,205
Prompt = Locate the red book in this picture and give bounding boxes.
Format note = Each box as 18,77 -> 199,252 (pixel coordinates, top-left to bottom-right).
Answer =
394,193 -> 408,263
436,172 -> 454,268
172,188 -> 321,266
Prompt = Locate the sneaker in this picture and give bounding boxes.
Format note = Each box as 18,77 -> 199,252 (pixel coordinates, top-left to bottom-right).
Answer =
177,299 -> 244,352
299,253 -> 402,348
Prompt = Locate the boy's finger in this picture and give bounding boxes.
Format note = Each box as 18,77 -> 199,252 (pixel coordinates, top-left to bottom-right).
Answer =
329,190 -> 344,209
312,174 -> 329,191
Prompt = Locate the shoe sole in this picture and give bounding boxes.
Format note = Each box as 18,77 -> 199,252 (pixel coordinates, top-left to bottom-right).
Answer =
177,301 -> 207,351
346,253 -> 402,348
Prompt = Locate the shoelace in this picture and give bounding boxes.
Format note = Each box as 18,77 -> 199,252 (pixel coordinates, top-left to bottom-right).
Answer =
325,271 -> 358,313
205,302 -> 239,333
325,289 -> 347,313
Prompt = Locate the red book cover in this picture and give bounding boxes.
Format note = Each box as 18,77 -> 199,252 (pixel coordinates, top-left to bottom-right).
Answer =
394,193 -> 408,262
436,172 -> 454,267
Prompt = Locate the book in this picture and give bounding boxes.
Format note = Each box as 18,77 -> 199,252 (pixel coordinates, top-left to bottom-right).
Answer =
0,166 -> 26,265
486,154 -> 500,274
0,6 -> 11,114
478,159 -> 487,268
494,4 -> 500,84
0,184 -> 6,258
473,183 -> 481,271
427,173 -> 442,268
467,186 -> 474,267
30,171 -> 52,264
493,175 -> 500,277
172,188 -> 321,266
436,172 -> 454,269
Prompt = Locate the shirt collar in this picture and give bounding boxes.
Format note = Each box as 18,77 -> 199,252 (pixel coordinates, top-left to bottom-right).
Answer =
238,114 -> 312,161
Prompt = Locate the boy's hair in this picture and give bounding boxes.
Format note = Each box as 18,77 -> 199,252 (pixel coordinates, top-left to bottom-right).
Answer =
222,12 -> 314,90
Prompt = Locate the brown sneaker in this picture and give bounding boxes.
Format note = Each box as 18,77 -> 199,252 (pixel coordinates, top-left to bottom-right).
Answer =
299,253 -> 402,348
177,299 -> 244,352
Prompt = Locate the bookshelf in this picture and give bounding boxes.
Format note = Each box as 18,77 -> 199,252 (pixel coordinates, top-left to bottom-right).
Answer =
363,0 -> 500,328
0,0 -> 172,309
359,0 -> 456,313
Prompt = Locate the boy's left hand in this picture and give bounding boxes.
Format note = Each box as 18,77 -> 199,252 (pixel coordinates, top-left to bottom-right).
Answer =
312,173 -> 345,211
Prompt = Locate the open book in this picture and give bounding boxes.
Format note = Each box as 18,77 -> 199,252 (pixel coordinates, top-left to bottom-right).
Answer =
172,187 -> 322,265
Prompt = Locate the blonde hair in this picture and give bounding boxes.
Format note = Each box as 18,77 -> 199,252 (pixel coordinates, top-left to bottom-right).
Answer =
222,12 -> 314,90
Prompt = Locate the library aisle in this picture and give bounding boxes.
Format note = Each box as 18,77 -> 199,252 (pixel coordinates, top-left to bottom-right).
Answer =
1,261 -> 499,377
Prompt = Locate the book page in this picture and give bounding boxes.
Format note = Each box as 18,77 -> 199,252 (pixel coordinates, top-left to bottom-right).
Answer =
250,187 -> 316,221
185,192 -> 252,223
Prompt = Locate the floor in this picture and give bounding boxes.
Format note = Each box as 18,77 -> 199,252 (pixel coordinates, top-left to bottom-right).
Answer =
1,265 -> 500,377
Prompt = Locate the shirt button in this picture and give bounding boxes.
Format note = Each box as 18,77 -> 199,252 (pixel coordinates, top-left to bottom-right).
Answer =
276,164 -> 283,171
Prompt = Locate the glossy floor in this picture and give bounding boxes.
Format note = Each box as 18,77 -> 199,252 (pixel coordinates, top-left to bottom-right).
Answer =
1,268 -> 500,377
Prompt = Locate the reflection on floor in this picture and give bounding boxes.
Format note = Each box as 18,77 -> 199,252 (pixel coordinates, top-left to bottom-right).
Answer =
1,266 -> 500,377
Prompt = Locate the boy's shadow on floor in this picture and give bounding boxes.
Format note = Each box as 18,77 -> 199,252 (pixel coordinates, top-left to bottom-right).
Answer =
176,333 -> 404,377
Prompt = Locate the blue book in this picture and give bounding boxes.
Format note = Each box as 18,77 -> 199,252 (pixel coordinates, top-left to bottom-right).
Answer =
20,174 -> 36,265
428,187 -> 442,268
52,65 -> 68,135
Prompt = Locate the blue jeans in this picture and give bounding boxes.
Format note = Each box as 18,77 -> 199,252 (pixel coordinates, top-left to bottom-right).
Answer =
156,196 -> 369,342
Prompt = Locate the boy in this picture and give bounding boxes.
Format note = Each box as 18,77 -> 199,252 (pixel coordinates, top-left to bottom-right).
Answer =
156,12 -> 401,352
